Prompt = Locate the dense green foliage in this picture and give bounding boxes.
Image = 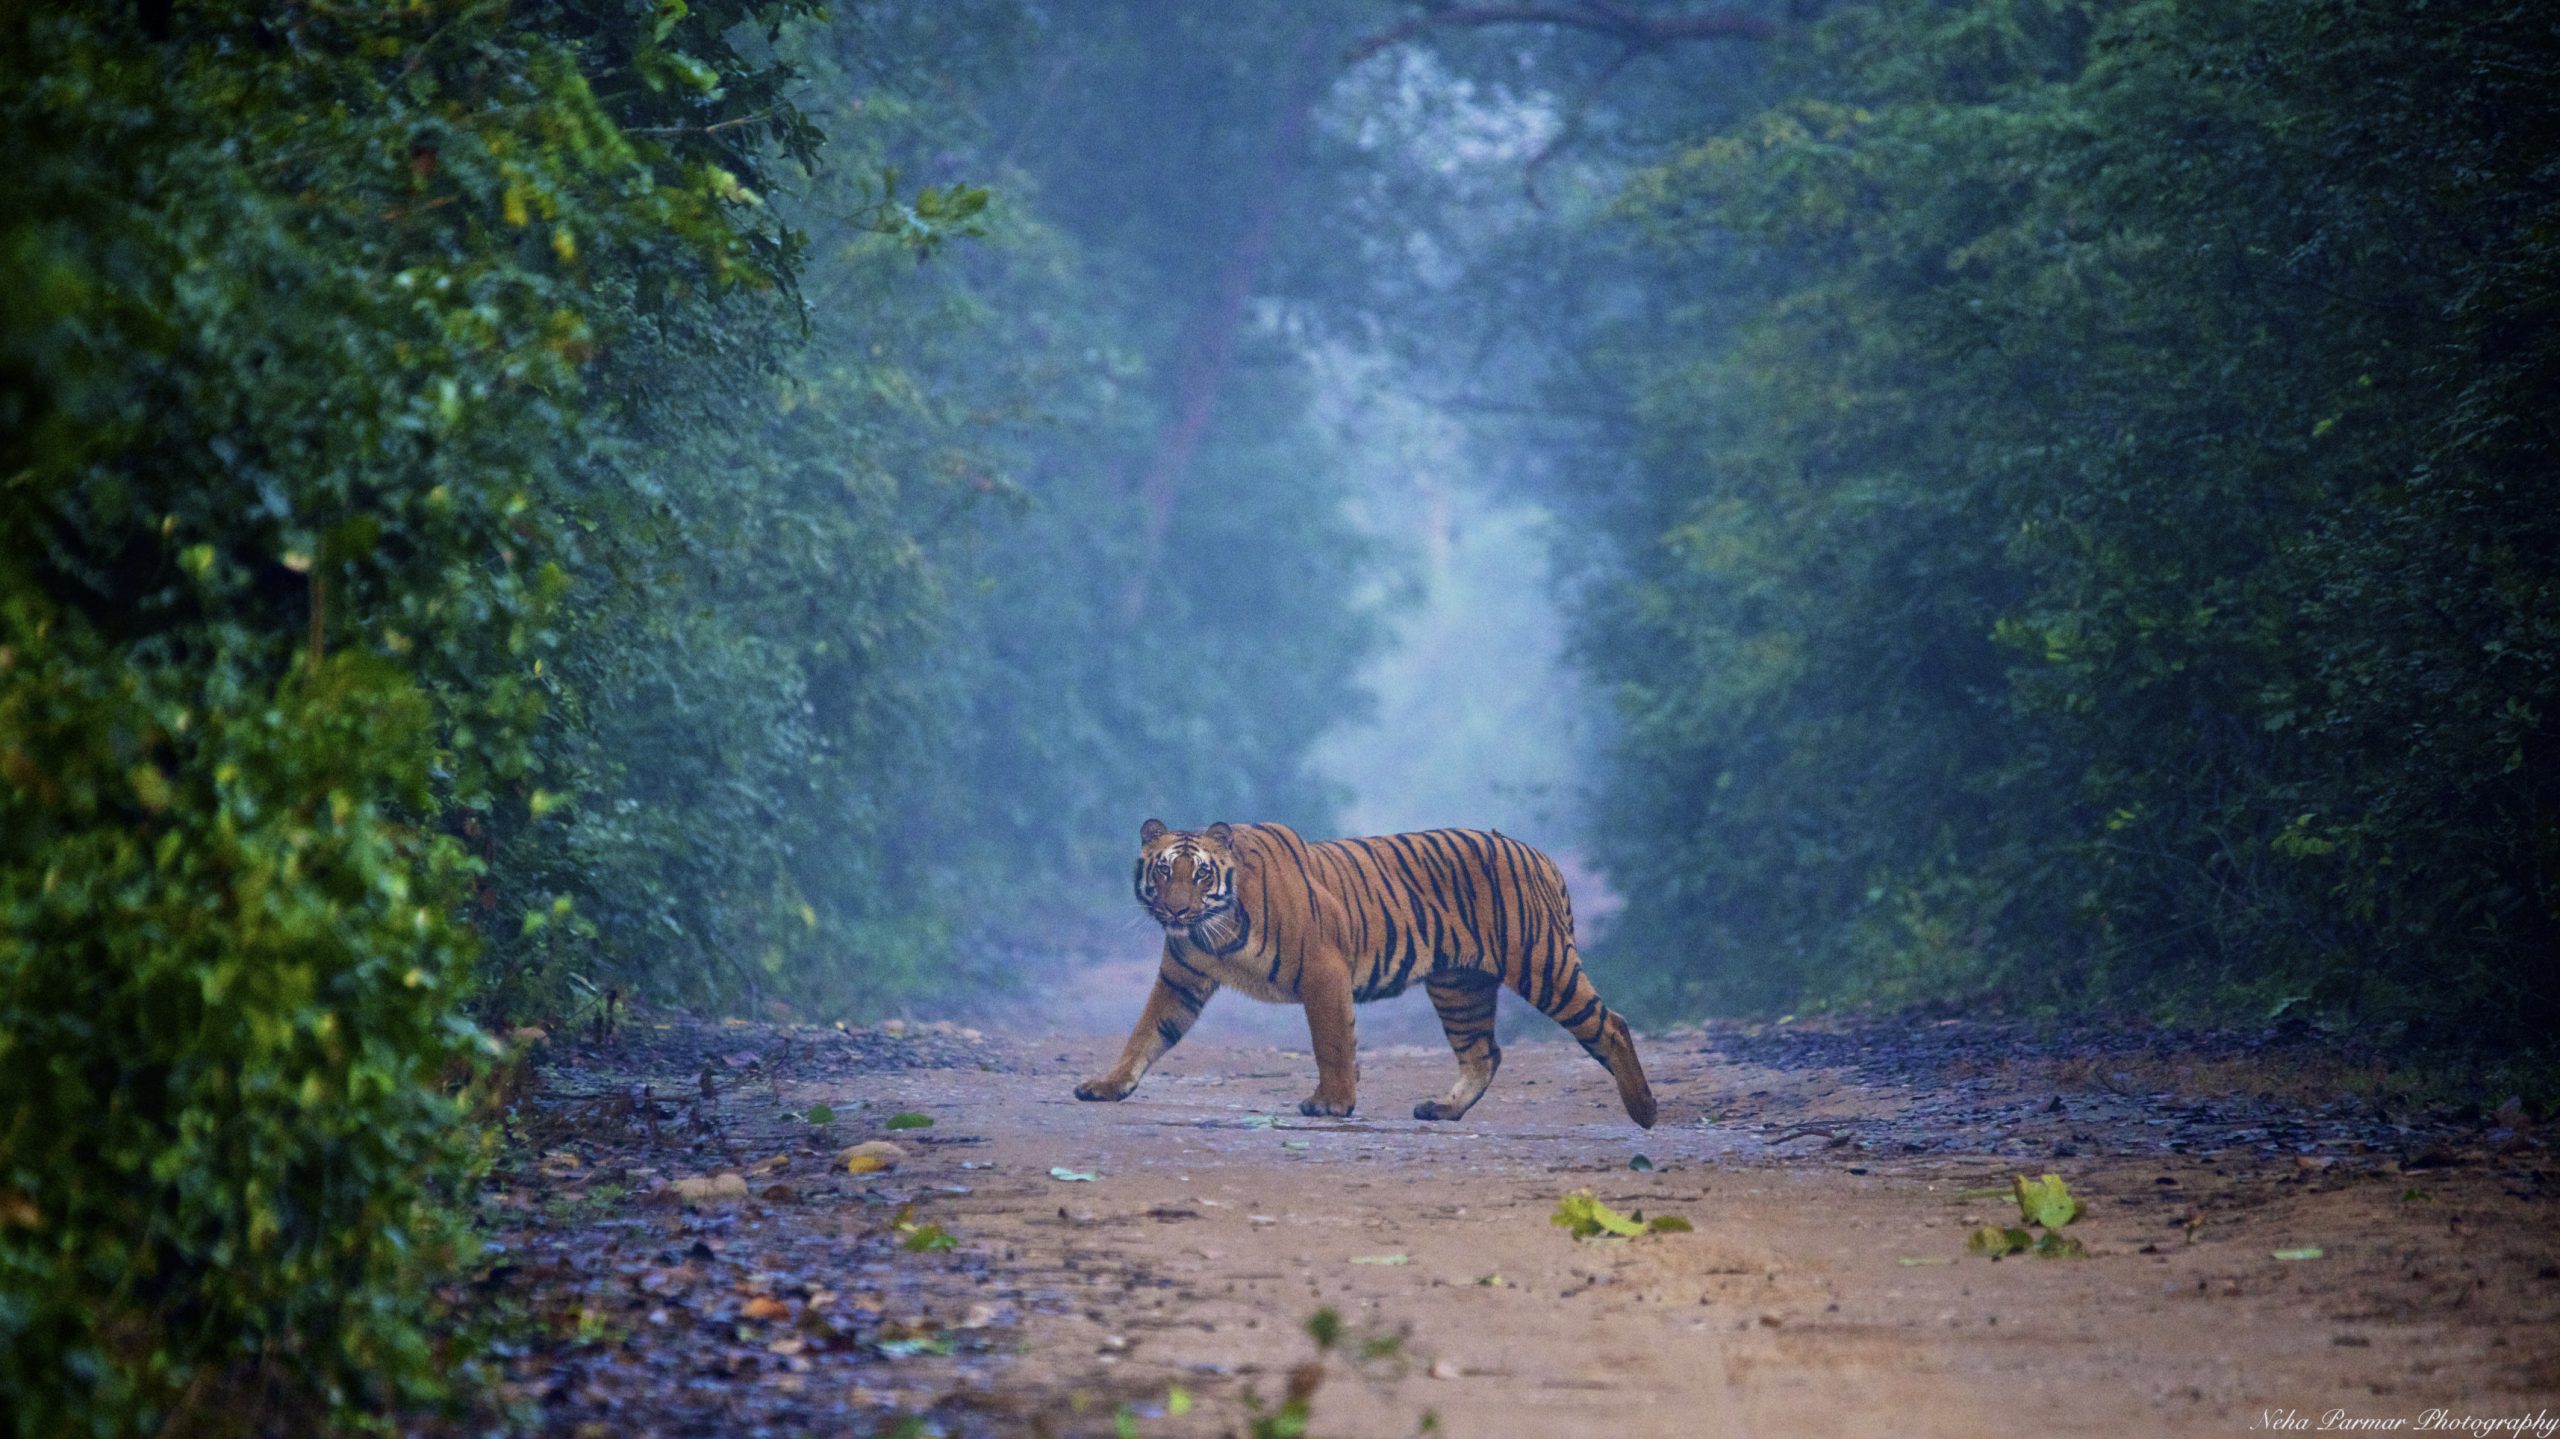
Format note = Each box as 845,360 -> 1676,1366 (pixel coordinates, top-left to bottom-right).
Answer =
1574,0 -> 2559,1049
2,0 -> 1384,1425
0,4 -> 758,1429
0,1 -> 828,1425
494,0 -> 1380,1020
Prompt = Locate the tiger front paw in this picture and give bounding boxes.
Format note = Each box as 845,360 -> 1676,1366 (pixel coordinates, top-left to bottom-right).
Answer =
1412,1099 -> 1467,1121
1297,1093 -> 1355,1118
1074,1074 -> 1135,1102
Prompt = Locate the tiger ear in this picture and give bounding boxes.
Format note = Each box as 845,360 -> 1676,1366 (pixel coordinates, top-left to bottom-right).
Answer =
1139,818 -> 1168,845
1204,821 -> 1234,847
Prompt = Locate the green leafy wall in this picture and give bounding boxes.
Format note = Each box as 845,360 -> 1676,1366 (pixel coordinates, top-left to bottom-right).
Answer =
1574,0 -> 2559,1050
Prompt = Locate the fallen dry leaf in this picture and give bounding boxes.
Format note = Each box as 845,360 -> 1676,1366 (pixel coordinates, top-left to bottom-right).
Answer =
836,1140 -> 907,1175
660,1172 -> 751,1205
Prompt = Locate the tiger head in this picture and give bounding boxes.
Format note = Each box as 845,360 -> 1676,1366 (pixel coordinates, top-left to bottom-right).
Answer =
1135,818 -> 1237,931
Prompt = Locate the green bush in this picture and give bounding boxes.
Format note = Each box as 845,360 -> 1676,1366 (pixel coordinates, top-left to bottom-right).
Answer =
1577,0 -> 2560,1042
0,0 -> 1391,1420
0,643 -> 481,1433
0,0 -> 816,1427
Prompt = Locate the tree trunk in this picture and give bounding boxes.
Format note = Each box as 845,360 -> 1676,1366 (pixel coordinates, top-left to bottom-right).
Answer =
1121,37 -> 1325,620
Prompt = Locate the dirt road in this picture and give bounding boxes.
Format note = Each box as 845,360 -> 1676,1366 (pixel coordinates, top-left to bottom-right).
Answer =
479,999 -> 2560,1439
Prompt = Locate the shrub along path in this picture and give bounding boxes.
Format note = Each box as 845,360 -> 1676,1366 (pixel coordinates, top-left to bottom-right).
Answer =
454,1009 -> 2559,1437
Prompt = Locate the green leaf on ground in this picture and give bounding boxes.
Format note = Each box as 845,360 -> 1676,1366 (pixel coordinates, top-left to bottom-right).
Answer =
1647,1215 -> 1694,1233
1349,1253 -> 1409,1265
2013,1173 -> 2081,1228
2033,1231 -> 2087,1259
1629,1154 -> 1656,1171
1048,1167 -> 1098,1182
805,1104 -> 836,1124
885,1112 -> 934,1130
1968,1225 -> 2033,1256
900,1222 -> 957,1252
1168,1386 -> 1193,1417
2272,1247 -> 2325,1261
1552,1189 -> 1647,1239
1898,1256 -> 1955,1266
1306,1308 -> 1342,1350
1281,1140 -> 1311,1151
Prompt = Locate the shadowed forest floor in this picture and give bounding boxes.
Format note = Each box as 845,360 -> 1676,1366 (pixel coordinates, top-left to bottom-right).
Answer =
457,999 -> 2560,1438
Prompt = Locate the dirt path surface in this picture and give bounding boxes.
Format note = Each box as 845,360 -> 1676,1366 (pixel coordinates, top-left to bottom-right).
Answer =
473,1004 -> 2560,1439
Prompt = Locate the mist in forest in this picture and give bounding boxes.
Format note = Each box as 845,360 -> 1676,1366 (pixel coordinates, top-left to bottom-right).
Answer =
914,2 -> 2558,1057
778,1 -> 2559,1045
945,18 -> 1611,1035
14,0 -> 2558,1187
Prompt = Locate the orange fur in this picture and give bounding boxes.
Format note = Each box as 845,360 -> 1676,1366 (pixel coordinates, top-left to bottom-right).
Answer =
1076,819 -> 1656,1127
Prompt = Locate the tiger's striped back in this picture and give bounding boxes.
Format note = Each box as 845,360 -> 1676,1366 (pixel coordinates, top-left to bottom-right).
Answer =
1222,823 -> 1655,1127
1295,829 -> 1577,1001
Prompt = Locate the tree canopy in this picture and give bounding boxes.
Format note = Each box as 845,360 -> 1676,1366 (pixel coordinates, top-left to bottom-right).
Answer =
1564,0 -> 2558,1056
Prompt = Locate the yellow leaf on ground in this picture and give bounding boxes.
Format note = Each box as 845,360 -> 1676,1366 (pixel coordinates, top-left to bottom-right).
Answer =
838,1140 -> 907,1174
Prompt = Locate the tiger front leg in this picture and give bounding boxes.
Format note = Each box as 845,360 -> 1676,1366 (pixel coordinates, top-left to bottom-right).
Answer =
1075,960 -> 1218,1102
1296,955 -> 1359,1117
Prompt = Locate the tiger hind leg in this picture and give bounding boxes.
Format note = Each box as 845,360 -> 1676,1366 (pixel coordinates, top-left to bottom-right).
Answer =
1517,944 -> 1658,1129
1415,971 -> 1501,1121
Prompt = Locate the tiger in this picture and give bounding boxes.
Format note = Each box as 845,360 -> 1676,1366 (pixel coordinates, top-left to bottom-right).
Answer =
1074,819 -> 1657,1128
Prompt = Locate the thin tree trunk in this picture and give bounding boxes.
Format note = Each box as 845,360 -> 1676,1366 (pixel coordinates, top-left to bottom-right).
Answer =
1121,37 -> 1325,620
